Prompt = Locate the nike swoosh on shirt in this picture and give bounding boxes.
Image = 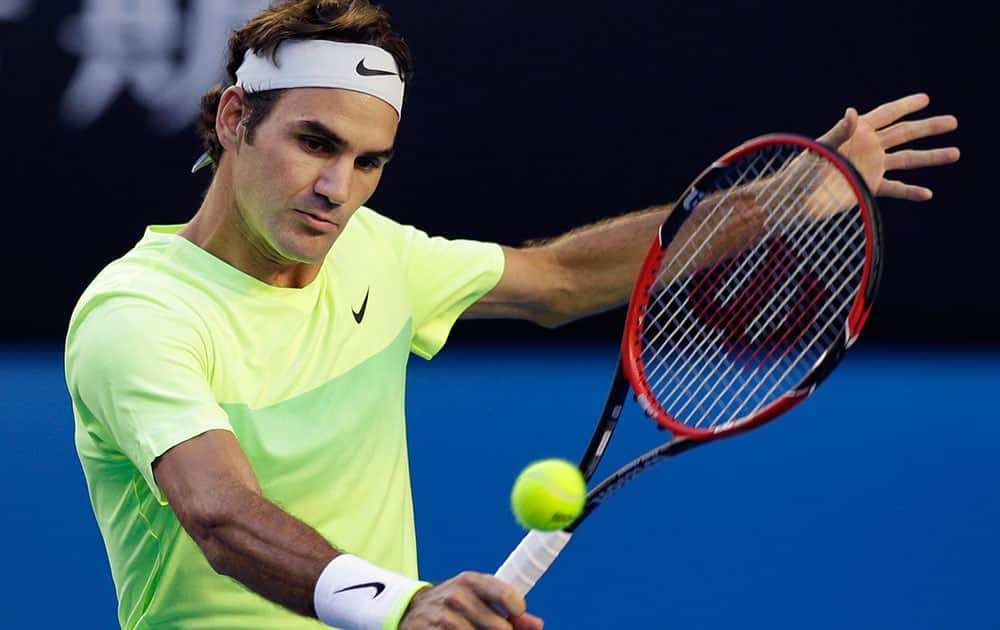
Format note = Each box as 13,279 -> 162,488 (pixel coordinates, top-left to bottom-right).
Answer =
353,288 -> 370,324
356,59 -> 397,77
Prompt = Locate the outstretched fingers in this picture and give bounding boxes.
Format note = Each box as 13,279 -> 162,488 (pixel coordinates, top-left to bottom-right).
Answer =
859,92 -> 931,129
877,178 -> 933,202
818,93 -> 959,201
879,115 -> 959,150
884,147 -> 961,171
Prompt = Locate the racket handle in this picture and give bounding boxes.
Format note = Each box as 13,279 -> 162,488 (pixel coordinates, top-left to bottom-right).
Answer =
494,529 -> 573,596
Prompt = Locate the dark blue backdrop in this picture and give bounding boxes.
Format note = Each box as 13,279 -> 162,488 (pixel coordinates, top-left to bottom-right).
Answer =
0,0 -> 989,343
4,344 -> 997,628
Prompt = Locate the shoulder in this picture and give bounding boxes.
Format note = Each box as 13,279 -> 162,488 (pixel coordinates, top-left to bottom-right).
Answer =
339,206 -> 501,262
67,293 -> 209,378
323,207 -> 423,277
336,206 -> 412,248
67,236 -> 214,380
69,228 -> 215,338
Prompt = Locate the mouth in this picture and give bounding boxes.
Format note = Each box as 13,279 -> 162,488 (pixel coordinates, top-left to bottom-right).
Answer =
293,209 -> 339,231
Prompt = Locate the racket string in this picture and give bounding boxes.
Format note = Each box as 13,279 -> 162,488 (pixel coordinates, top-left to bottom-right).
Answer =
636,146 -> 868,429
656,205 -> 862,427
640,146 -> 818,354
636,149 -> 811,377
641,156 -> 832,409
641,151 -> 834,394
644,149 -> 838,355
723,251 -> 866,423
655,207 -> 862,426
672,211 -> 863,419
653,148 -> 794,285
693,226 -> 866,427
651,182 -> 862,426
653,148 -> 830,325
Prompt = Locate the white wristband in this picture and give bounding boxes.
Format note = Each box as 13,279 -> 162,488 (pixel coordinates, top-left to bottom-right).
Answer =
313,554 -> 429,630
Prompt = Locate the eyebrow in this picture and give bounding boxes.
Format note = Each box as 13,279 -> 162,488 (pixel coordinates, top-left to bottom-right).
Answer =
296,119 -> 395,162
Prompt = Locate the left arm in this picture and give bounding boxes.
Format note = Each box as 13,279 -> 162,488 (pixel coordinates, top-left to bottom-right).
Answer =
465,206 -> 669,327
466,93 -> 959,327
467,196 -> 766,328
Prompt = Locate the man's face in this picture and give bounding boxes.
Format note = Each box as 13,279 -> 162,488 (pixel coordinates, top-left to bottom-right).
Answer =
229,87 -> 398,265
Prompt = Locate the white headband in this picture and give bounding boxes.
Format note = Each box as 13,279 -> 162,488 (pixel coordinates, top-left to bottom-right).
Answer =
192,39 -> 405,173
237,40 -> 405,116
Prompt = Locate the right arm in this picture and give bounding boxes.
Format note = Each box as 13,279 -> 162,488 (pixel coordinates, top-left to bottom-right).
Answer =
153,429 -> 337,617
69,296 -> 540,628
155,429 -> 543,630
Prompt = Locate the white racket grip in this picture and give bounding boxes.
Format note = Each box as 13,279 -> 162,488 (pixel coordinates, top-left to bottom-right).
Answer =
494,530 -> 573,596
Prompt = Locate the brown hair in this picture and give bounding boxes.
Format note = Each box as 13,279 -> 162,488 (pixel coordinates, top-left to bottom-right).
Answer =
196,0 -> 413,170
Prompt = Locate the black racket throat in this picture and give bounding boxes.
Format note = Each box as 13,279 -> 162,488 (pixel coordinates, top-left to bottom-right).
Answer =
570,434 -> 707,531
578,359 -> 629,481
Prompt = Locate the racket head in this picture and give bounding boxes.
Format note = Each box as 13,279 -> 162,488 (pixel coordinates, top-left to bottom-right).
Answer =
623,134 -> 882,439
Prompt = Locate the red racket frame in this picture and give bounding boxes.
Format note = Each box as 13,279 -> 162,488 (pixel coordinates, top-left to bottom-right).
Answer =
621,134 -> 881,439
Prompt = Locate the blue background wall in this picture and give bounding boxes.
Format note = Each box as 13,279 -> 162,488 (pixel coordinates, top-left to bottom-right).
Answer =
5,344 -> 997,628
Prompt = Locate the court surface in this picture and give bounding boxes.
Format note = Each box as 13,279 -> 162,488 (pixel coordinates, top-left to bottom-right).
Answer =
3,343 -> 996,628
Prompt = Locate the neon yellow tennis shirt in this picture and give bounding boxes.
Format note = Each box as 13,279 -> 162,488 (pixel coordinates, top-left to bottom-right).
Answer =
65,207 -> 505,629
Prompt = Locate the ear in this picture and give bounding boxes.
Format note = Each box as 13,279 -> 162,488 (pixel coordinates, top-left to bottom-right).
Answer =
216,86 -> 248,152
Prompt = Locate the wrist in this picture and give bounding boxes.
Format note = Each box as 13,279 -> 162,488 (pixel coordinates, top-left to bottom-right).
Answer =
313,554 -> 429,630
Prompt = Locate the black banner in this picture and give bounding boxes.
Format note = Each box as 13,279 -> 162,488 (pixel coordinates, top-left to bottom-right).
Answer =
0,0 -> 986,343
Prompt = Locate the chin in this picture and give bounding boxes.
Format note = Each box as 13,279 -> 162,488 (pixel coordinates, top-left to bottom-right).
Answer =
282,249 -> 326,265
271,225 -> 340,264
280,241 -> 334,265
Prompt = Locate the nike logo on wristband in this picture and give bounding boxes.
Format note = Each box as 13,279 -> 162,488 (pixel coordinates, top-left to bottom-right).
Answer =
356,59 -> 397,77
335,581 -> 387,599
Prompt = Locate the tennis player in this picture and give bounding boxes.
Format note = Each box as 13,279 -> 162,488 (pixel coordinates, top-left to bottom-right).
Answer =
64,1 -> 959,628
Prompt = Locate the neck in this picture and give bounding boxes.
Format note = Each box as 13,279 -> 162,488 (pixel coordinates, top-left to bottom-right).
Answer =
180,161 -> 321,289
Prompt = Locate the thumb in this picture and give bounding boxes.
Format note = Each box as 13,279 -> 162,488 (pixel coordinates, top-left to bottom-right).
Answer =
817,107 -> 858,148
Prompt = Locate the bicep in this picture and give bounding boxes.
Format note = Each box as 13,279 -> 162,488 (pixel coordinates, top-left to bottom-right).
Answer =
68,299 -> 235,500
153,429 -> 261,530
464,245 -> 567,325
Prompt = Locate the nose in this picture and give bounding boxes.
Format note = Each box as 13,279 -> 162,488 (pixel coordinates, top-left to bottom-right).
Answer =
313,157 -> 352,207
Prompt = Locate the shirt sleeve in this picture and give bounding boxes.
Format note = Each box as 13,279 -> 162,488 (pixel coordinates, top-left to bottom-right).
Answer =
362,210 -> 505,359
65,297 -> 234,502
405,229 -> 505,358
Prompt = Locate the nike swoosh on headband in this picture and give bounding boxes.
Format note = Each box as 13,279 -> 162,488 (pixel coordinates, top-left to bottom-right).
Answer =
355,58 -> 397,77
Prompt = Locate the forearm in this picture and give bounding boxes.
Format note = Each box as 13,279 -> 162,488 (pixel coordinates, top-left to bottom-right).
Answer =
533,205 -> 671,324
476,195 -> 768,327
537,189 -> 775,324
188,483 -> 337,618
158,429 -> 428,629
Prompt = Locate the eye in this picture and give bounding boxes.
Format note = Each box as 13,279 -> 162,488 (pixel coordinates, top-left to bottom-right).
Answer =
299,136 -> 328,153
356,156 -> 382,172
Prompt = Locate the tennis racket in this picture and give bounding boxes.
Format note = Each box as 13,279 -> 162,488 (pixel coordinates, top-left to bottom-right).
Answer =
495,133 -> 883,595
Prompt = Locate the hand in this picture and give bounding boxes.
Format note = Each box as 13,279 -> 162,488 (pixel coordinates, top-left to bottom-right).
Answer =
817,93 -> 960,201
399,572 -> 544,630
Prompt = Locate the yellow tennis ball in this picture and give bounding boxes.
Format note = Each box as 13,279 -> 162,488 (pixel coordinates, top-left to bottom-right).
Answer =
510,459 -> 586,531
